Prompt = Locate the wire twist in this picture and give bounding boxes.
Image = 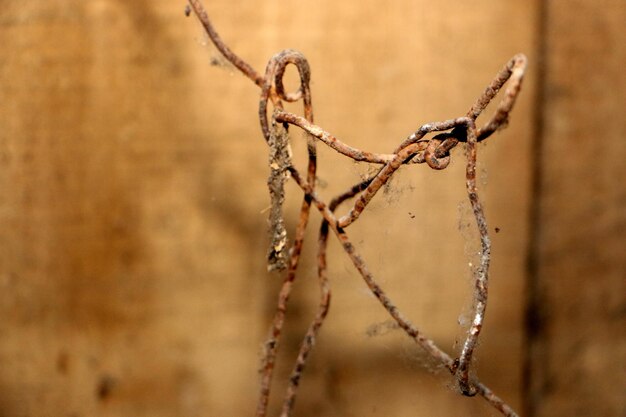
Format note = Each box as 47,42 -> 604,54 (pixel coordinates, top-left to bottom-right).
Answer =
187,1 -> 527,415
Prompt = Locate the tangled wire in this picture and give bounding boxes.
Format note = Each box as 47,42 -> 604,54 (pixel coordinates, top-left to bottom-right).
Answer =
186,1 -> 527,416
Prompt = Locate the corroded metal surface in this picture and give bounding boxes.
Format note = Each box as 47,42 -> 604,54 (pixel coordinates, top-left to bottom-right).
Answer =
187,1 -> 527,415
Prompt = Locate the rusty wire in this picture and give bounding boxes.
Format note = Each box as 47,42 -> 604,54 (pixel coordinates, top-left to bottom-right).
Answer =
187,1 -> 527,416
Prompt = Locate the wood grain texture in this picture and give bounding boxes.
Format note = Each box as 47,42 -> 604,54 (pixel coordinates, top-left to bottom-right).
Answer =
526,1 -> 626,416
0,1 -> 539,416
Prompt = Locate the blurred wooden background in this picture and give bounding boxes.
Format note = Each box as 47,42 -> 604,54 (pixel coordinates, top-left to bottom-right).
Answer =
0,1 -> 623,416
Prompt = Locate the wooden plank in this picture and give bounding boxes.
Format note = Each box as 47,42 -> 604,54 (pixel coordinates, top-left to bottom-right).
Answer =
0,2 -> 267,416
527,0 -> 626,416
0,1 -> 539,416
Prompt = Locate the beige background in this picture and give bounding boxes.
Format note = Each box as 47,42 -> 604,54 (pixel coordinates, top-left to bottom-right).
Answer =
0,1 -> 623,416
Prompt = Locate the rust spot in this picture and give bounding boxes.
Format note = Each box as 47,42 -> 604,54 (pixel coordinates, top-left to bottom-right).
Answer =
452,358 -> 460,372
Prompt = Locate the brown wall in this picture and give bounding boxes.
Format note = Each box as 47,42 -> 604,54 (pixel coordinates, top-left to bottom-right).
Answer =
0,1 -> 622,416
526,1 -> 626,416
